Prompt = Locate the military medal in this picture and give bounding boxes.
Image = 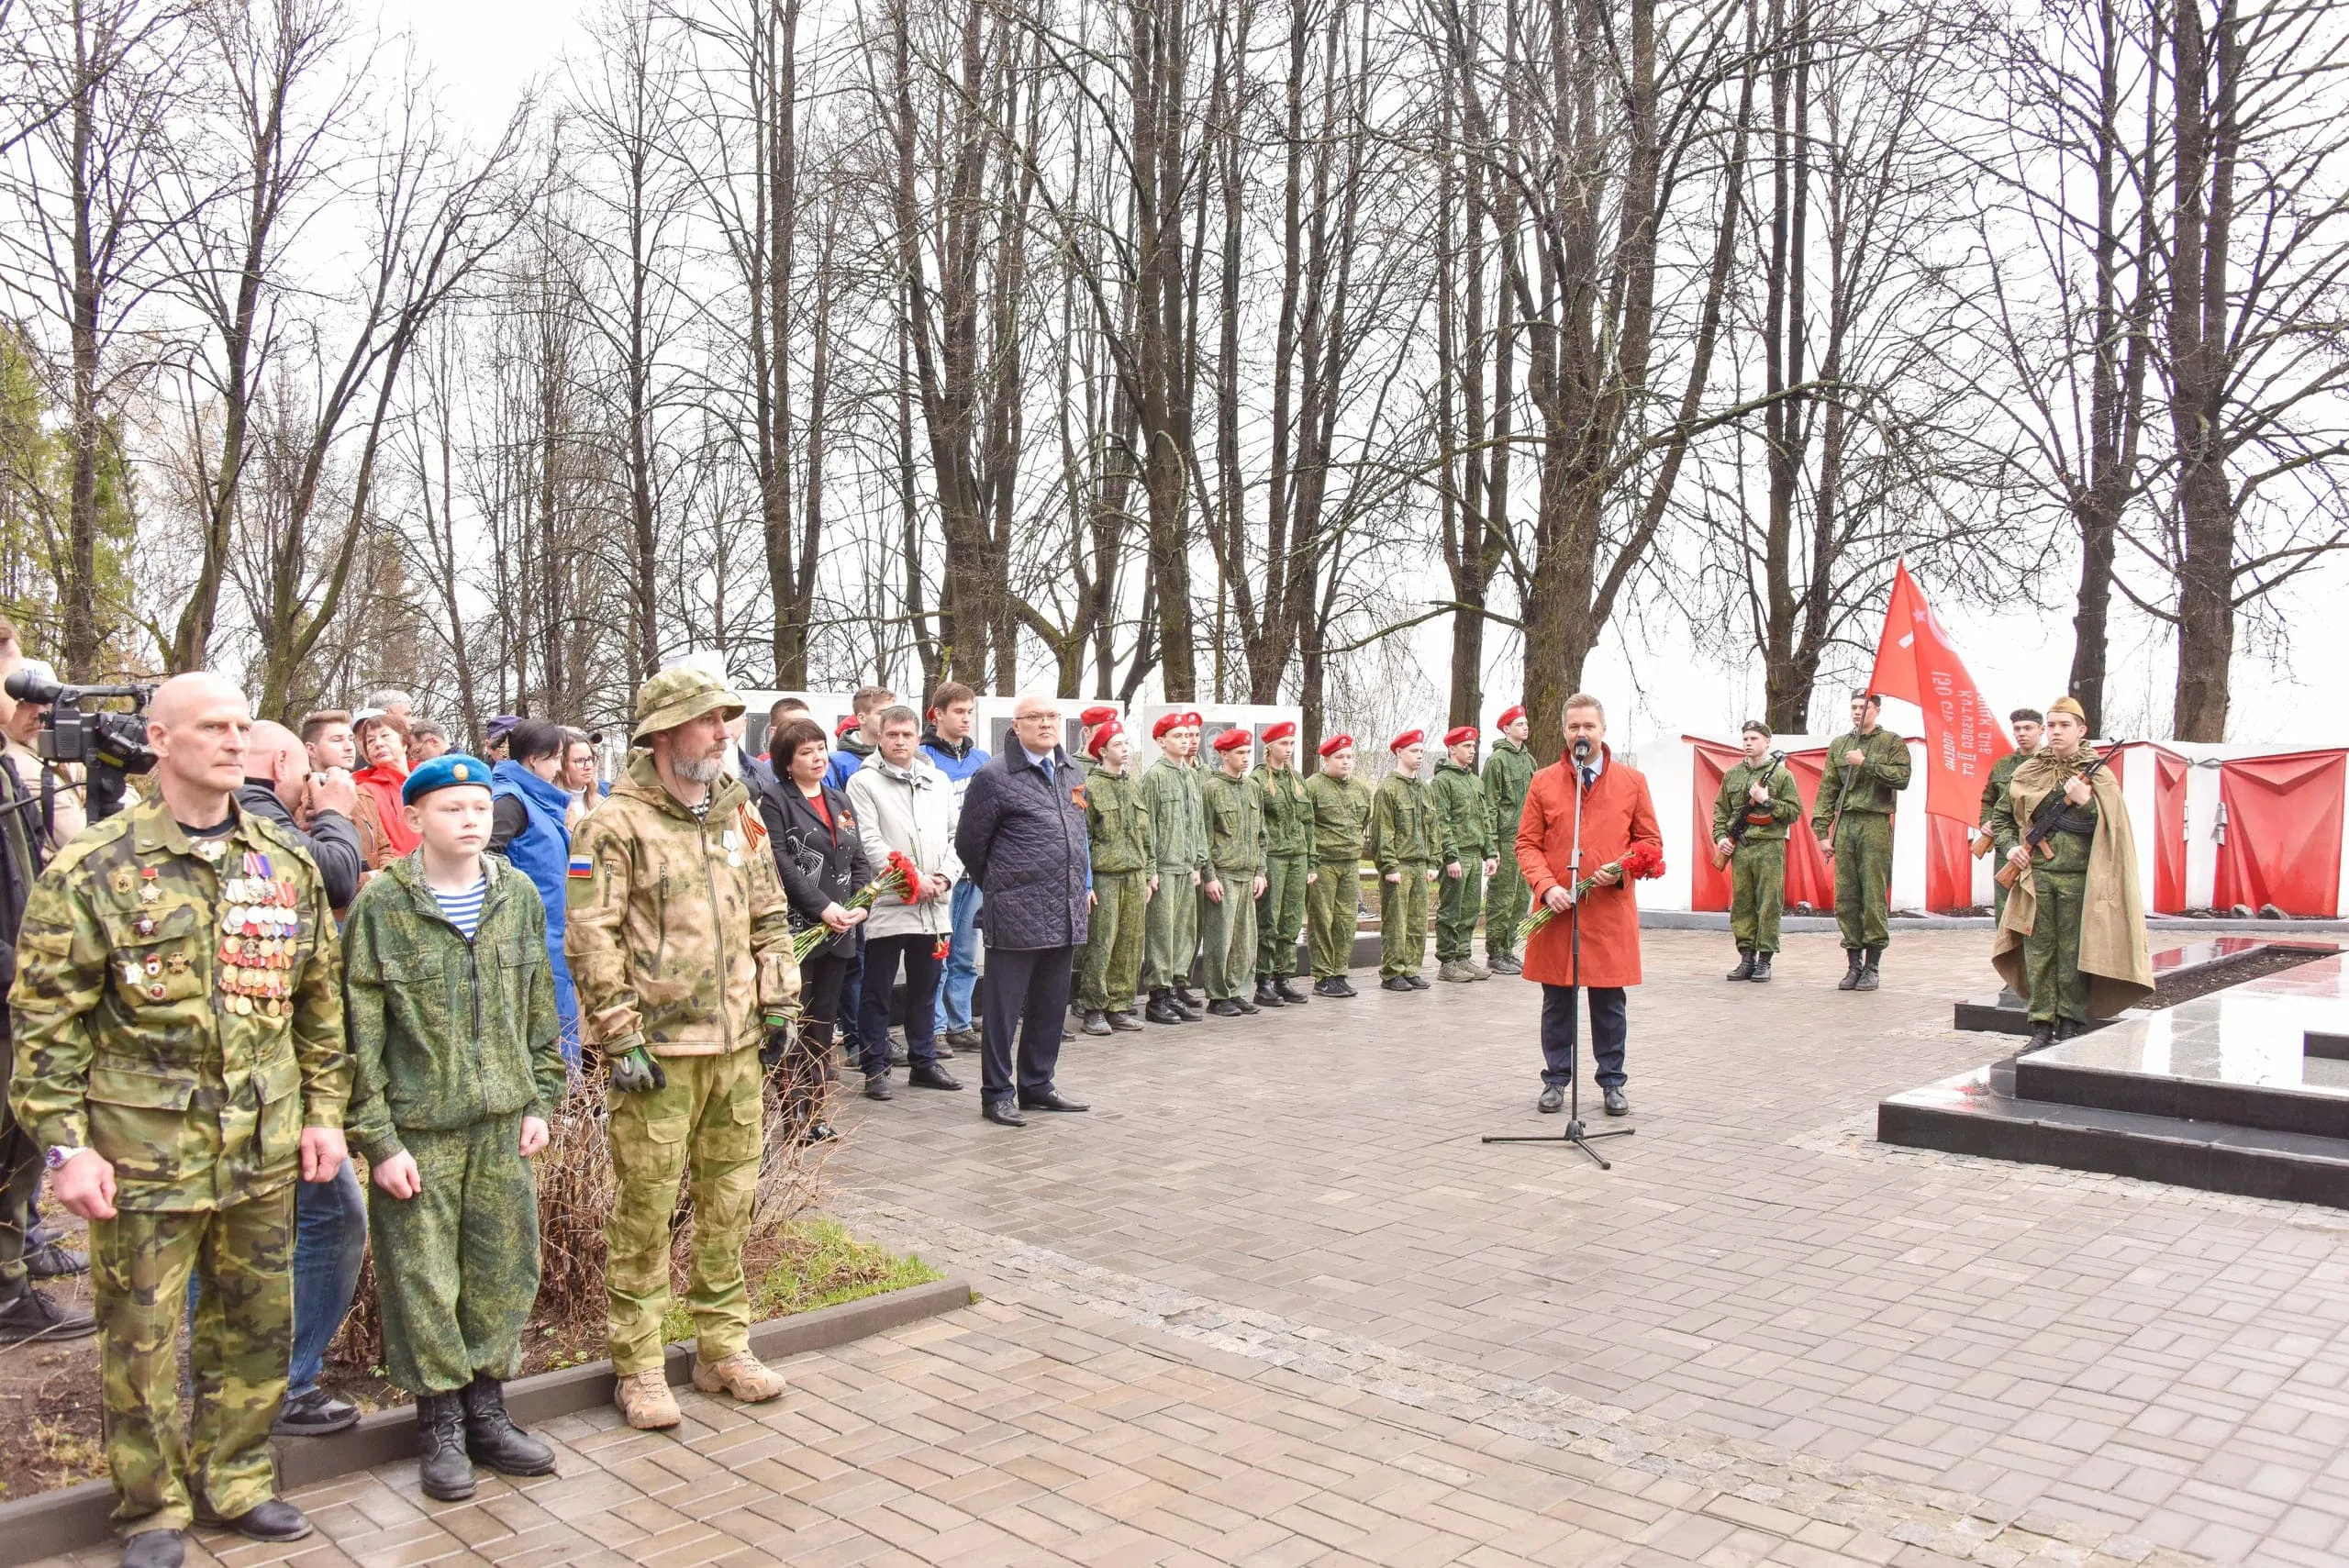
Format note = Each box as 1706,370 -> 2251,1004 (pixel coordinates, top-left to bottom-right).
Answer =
111,868 -> 134,895
140,868 -> 161,904
133,913 -> 155,939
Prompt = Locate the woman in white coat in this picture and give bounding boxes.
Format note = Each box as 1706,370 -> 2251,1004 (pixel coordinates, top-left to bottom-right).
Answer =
845,704 -> 964,1097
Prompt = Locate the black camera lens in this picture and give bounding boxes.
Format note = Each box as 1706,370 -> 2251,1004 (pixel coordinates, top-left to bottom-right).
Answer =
2,668 -> 62,706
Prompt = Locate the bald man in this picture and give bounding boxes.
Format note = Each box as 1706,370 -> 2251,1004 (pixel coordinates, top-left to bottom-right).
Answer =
235,722 -> 363,909
9,671 -> 351,1562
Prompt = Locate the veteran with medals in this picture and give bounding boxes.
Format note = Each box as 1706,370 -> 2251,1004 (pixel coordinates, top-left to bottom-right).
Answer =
8,673 -> 351,1568
1989,697 -> 2152,1050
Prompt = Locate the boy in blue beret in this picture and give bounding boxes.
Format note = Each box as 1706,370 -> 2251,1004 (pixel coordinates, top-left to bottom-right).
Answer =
342,754 -> 568,1500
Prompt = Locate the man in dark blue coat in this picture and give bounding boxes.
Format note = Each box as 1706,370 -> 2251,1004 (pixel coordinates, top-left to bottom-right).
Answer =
953,694 -> 1092,1128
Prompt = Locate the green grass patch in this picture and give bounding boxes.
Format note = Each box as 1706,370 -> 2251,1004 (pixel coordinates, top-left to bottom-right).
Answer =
659,1218 -> 942,1348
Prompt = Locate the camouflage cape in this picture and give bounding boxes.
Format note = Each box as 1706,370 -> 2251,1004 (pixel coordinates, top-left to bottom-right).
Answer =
1991,752 -> 2153,1018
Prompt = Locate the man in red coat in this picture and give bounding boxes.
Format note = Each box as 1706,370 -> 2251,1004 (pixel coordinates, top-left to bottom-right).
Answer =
1515,694 -> 1662,1117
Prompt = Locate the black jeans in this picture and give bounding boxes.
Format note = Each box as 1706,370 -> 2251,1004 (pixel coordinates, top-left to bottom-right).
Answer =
979,944 -> 1074,1105
1539,984 -> 1627,1090
859,935 -> 941,1078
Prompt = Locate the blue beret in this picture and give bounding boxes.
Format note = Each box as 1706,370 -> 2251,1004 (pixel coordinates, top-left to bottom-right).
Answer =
402,753 -> 495,805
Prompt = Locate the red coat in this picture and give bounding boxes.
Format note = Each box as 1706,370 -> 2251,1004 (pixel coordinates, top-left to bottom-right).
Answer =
1515,748 -> 1661,988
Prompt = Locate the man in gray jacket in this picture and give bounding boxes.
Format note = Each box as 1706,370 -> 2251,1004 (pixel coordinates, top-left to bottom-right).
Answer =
846,706 -> 963,1099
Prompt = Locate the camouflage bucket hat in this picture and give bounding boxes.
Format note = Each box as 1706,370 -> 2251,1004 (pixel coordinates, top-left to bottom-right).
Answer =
632,666 -> 746,742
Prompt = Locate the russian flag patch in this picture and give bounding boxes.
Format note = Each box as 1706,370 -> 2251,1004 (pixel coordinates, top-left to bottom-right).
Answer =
568,855 -> 594,880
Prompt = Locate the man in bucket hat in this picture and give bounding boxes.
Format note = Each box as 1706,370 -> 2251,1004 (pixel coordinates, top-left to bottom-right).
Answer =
563,667 -> 801,1430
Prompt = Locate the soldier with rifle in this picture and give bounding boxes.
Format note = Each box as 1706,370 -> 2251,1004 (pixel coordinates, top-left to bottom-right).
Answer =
1710,721 -> 1799,983
1810,691 -> 1910,992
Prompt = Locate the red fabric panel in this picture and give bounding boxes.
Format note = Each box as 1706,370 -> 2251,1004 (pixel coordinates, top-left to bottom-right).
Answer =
1779,749 -> 1837,911
2216,751 -> 2346,916
2154,749 -> 2188,914
1926,815 -> 1974,912
1689,740 -> 1740,912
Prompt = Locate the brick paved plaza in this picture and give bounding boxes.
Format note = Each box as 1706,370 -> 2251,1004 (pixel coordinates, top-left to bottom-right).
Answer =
39,929 -> 2349,1567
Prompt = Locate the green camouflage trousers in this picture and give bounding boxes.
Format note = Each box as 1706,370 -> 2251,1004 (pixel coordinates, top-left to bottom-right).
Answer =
1729,840 -> 1786,953
1199,871 -> 1260,1001
370,1113 -> 541,1396
1435,860 -> 1486,962
1485,851 -> 1530,962
1308,862 -> 1359,978
93,1188 -> 294,1536
1254,855 -> 1309,978
0,1017 -> 41,1302
1832,812 -> 1895,951
1141,864 -> 1199,993
1078,870 -> 1151,1014
1379,866 -> 1433,977
607,1047 -> 762,1374
2023,833 -> 2094,1024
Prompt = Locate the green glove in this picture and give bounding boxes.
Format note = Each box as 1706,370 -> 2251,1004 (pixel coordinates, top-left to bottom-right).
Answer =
610,1046 -> 668,1095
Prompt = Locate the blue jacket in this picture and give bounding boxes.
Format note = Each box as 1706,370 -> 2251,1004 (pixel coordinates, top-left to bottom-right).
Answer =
489,759 -> 574,978
953,746 -> 1091,951
824,736 -> 874,792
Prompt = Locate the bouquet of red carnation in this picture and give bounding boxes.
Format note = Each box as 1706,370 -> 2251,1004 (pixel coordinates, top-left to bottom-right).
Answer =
793,850 -> 925,962
1517,841 -> 1665,946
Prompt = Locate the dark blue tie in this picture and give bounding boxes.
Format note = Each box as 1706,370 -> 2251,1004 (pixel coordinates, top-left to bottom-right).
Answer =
1581,767 -> 1596,790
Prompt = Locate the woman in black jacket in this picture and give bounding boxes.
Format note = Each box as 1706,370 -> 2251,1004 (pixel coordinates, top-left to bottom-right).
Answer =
756,717 -> 873,1143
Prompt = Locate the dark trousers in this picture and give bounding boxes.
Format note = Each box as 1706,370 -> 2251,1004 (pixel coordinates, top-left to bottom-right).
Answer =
979,943 -> 1074,1105
859,935 -> 941,1077
1539,984 -> 1628,1090
798,948 -> 852,1029
0,1010 -> 40,1303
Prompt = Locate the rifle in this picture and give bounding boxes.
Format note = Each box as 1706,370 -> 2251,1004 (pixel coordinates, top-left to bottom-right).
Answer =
1995,747 -> 2119,890
1711,751 -> 1787,871
1818,744 -> 1863,860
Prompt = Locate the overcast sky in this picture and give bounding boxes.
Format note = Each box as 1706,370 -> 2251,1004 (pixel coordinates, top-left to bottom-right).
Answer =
384,0 -> 2349,752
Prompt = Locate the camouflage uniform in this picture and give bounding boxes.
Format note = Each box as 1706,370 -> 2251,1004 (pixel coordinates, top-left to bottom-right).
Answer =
1981,750 -> 2032,922
565,671 -> 800,1378
1078,762 -> 1152,1016
1711,754 -> 1800,953
1368,773 -> 1442,979
1430,760 -> 1491,962
1810,726 -> 1912,952
7,796 -> 348,1538
343,851 -> 567,1396
1251,762 -> 1311,982
1140,757 -> 1206,994
1480,740 -> 1536,963
1303,773 -> 1372,979
1198,769 -> 1266,1002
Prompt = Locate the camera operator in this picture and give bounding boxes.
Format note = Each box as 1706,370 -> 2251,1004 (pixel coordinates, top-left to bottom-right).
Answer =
1,657 -> 86,853
238,721 -> 363,911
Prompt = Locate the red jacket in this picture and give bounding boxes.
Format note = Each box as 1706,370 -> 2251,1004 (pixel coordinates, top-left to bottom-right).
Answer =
1515,748 -> 1661,988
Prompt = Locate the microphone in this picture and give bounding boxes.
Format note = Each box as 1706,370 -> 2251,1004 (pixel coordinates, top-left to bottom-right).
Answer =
1570,737 -> 1594,763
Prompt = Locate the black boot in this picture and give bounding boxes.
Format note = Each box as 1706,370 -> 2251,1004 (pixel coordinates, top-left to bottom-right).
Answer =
462,1373 -> 557,1477
1252,978 -> 1285,1007
1837,950 -> 1865,991
2025,1020 -> 2056,1052
2054,1018 -> 2083,1040
119,1530 -> 184,1568
1145,989 -> 1186,1025
416,1392 -> 477,1501
1171,985 -> 1206,1021
1750,951 -> 1773,984
1726,950 -> 1755,982
1313,977 -> 1347,997
1275,977 -> 1309,1005
1856,946 -> 1882,992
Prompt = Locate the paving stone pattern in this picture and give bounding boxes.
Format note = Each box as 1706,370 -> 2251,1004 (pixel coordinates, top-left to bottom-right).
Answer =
35,930 -> 2345,1566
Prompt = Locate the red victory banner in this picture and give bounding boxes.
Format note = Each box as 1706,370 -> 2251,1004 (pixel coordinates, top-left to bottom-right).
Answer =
1865,561 -> 2011,826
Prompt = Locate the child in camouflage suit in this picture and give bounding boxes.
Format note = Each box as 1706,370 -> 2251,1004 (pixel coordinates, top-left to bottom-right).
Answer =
342,754 -> 569,1501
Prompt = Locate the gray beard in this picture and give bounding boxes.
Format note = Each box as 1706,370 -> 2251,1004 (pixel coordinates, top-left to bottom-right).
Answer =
675,753 -> 724,785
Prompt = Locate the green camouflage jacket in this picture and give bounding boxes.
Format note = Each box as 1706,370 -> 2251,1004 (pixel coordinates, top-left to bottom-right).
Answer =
1304,772 -> 1372,863
1981,750 -> 2032,852
1251,763 -> 1311,861
1368,774 -> 1442,872
1431,761 -> 1492,859
1085,764 -> 1153,876
1712,756 -> 1801,843
1809,726 -> 1913,832
341,851 -> 569,1162
1203,767 -> 1267,876
1482,740 -> 1535,851
1141,758 -> 1207,873
563,753 -> 799,1059
6,795 -> 349,1213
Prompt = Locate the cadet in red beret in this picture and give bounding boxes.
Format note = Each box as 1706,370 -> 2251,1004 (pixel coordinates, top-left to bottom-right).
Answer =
1432,725 -> 1498,983
1368,731 -> 1442,989
1251,722 -> 1312,1007
1141,711 -> 1207,1023
1482,704 -> 1537,974
1304,735 -> 1371,994
1077,705 -> 1119,760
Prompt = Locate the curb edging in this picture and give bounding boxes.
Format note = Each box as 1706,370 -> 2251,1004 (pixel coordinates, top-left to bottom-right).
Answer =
0,1273 -> 973,1567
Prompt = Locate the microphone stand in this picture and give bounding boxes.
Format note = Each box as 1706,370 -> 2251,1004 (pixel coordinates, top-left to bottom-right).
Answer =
1484,742 -> 1633,1168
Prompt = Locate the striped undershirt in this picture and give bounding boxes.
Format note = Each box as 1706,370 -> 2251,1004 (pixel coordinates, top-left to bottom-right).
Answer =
432,873 -> 487,939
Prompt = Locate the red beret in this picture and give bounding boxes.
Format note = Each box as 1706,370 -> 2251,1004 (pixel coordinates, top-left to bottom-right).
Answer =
1497,705 -> 1526,729
1079,705 -> 1118,727
1319,734 -> 1353,758
1262,720 -> 1297,743
834,714 -> 860,738
1211,728 -> 1252,752
1151,712 -> 1184,740
1086,720 -> 1121,757
1443,725 -> 1476,747
1390,728 -> 1423,752
1182,710 -> 1203,728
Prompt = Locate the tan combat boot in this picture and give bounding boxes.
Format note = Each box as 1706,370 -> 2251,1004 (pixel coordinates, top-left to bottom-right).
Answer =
615,1367 -> 681,1429
692,1351 -> 785,1404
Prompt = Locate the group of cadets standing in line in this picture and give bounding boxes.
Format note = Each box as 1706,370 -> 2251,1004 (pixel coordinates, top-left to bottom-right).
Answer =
1073,705 -> 1542,1030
